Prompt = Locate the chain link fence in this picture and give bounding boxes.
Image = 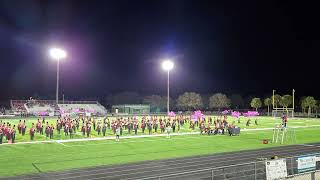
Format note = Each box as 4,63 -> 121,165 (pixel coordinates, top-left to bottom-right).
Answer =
136,153 -> 320,180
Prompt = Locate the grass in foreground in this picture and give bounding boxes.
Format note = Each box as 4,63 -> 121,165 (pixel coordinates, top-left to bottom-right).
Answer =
0,126 -> 319,177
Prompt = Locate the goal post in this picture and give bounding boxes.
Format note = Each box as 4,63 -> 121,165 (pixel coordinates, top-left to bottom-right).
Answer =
272,109 -> 294,118
272,89 -> 295,118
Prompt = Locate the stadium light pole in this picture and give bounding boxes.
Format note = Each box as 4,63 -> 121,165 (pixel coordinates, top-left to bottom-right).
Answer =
49,48 -> 67,104
162,60 -> 174,114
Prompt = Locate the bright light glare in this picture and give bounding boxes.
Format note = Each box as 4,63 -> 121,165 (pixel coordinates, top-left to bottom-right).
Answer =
162,60 -> 174,71
49,48 -> 67,60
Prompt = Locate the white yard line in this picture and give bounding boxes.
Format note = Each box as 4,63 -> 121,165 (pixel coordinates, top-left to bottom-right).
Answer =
242,125 -> 320,131
65,135 -> 213,147
55,132 -> 200,143
55,141 -> 70,147
0,125 -> 319,146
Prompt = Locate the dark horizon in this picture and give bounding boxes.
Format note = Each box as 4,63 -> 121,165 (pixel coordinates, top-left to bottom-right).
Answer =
1,0 -> 319,103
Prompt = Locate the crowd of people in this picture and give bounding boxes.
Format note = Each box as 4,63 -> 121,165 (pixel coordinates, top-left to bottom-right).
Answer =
0,121 -> 17,144
0,114 -> 242,144
199,115 -> 240,136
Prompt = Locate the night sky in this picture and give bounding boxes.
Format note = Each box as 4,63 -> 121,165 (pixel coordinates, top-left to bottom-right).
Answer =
0,0 -> 319,101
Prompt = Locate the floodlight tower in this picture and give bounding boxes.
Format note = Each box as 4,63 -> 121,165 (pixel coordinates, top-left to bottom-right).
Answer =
162,60 -> 174,114
49,48 -> 67,104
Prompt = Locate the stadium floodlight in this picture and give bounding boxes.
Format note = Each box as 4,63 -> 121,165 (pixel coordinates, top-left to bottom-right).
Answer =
162,60 -> 174,71
50,48 -> 67,60
162,60 -> 174,114
49,48 -> 67,104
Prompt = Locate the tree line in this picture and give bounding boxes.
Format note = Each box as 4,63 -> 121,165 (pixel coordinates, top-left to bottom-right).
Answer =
105,92 -> 319,115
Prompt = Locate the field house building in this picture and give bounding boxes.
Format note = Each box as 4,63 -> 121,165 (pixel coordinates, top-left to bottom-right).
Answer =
111,104 -> 150,115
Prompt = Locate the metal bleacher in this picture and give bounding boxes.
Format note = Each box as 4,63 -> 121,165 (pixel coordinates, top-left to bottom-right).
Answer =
10,99 -> 107,116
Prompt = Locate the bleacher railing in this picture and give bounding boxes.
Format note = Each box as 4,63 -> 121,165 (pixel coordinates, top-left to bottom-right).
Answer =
135,152 -> 320,180
11,100 -> 99,105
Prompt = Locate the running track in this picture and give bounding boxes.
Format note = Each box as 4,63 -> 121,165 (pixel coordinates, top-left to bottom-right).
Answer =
2,142 -> 320,180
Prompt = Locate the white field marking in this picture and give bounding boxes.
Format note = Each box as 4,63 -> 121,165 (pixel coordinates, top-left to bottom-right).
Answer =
1,125 -> 320,146
55,141 -> 69,147
69,138 -> 170,147
298,144 -> 320,148
243,125 -> 320,131
0,140 -> 53,146
65,135 -> 212,147
56,132 -> 200,143
0,132 -> 197,146
242,132 -> 261,134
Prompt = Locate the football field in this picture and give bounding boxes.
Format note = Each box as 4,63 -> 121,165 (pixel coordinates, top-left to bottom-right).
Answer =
0,116 -> 320,177
1,116 -> 320,142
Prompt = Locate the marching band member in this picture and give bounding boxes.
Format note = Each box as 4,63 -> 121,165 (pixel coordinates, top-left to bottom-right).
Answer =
30,123 -> 35,140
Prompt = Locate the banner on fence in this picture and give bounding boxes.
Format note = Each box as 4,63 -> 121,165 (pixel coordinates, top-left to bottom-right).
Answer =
265,159 -> 287,180
297,155 -> 317,173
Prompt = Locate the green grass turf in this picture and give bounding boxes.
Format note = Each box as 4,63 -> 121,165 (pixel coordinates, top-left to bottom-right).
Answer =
1,116 -> 320,142
0,116 -> 320,177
